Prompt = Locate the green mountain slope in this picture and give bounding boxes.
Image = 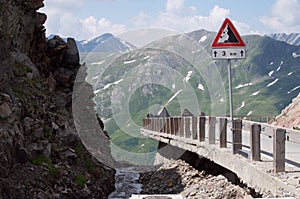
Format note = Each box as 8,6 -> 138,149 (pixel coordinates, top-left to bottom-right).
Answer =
81,29 -> 300,164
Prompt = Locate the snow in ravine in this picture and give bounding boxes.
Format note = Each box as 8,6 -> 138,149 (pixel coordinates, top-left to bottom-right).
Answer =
120,40 -> 134,51
270,62 -> 274,65
276,66 -> 281,72
280,60 -> 284,65
172,84 -> 176,89
124,60 -> 136,64
144,56 -> 150,60
183,71 -> 193,82
164,89 -> 183,106
198,83 -> 205,91
91,61 -> 105,65
96,38 -> 104,44
220,97 -> 225,102
199,35 -> 207,43
92,75 -> 100,80
266,78 -> 278,87
268,70 -> 274,77
292,52 -> 300,58
288,72 -> 293,76
236,101 -> 245,111
251,91 -> 260,96
94,79 -> 124,94
247,111 -> 253,116
288,86 -> 300,94
235,83 -> 253,89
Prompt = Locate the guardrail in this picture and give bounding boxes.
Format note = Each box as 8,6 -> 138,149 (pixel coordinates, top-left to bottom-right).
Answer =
142,114 -> 299,173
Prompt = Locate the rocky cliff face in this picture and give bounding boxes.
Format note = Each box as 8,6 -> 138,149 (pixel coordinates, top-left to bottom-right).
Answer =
0,0 -> 115,198
271,92 -> 300,129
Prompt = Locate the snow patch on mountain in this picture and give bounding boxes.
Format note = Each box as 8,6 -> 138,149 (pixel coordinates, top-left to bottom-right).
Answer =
103,79 -> 124,90
235,83 -> 253,89
172,84 -> 176,89
94,79 -> 124,94
199,35 -> 207,43
287,86 -> 300,94
276,66 -> 281,72
124,60 -> 136,65
183,71 -> 193,82
236,101 -> 245,111
198,83 -> 204,91
91,61 -> 105,65
247,111 -> 253,116
251,91 -> 260,96
165,89 -> 183,107
267,78 -> 278,87
92,75 -> 100,80
292,52 -> 300,58
268,70 -> 274,77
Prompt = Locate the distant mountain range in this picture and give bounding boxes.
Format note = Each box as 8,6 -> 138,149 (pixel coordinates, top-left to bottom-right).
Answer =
76,32 -> 300,52
48,33 -> 136,53
49,32 -> 300,54
268,33 -> 300,46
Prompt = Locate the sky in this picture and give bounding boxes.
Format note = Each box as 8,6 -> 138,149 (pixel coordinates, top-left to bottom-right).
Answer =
39,0 -> 300,41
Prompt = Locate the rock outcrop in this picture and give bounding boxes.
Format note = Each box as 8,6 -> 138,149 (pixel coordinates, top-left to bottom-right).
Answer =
0,0 -> 115,198
271,92 -> 300,129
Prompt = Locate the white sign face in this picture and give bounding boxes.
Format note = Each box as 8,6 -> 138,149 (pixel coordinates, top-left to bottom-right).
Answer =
211,48 -> 245,60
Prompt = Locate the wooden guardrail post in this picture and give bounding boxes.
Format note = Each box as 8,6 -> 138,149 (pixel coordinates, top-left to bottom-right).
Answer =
174,117 -> 180,136
192,116 -> 197,140
199,116 -> 205,142
165,118 -> 170,134
209,117 -> 216,144
184,117 -> 191,139
155,118 -> 159,132
233,119 -> 242,154
273,128 -> 285,173
144,118 -> 150,130
159,118 -> 163,132
150,118 -> 154,131
179,117 -> 184,137
170,117 -> 175,135
251,124 -> 261,161
219,118 -> 227,148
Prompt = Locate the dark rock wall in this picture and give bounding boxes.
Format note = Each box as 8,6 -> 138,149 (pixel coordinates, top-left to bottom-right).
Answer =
0,0 -> 115,198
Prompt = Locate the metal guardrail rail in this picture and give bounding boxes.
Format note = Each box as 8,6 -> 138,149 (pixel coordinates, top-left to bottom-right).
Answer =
142,115 -> 300,173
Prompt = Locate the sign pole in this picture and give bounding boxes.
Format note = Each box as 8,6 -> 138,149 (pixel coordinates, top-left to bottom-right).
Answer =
227,59 -> 234,153
211,18 -> 246,154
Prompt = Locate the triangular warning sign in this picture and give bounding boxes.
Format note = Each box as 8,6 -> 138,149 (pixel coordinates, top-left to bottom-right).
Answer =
212,18 -> 245,48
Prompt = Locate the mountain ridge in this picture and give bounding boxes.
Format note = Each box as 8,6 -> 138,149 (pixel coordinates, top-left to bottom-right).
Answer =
268,33 -> 300,46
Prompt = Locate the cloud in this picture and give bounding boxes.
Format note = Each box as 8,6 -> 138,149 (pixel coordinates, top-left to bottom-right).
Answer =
260,0 -> 300,33
40,0 -> 254,40
149,5 -> 231,33
40,0 -> 126,40
166,0 -> 185,14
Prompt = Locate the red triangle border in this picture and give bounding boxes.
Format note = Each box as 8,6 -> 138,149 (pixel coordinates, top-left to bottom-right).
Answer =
212,18 -> 245,48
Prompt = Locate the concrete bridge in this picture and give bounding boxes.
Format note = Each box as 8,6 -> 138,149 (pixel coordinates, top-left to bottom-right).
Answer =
141,110 -> 300,198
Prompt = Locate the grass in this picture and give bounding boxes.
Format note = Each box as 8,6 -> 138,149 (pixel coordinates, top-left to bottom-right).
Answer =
75,174 -> 86,186
31,155 -> 59,177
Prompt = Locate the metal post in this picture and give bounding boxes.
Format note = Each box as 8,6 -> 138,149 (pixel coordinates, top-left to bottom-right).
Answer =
273,128 -> 285,173
251,124 -> 261,161
228,59 -> 234,153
